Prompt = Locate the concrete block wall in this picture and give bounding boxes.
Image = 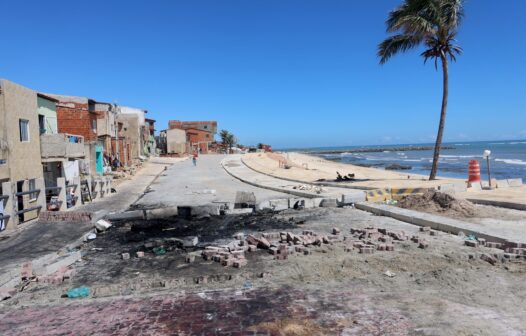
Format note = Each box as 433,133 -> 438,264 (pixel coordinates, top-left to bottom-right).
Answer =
0,178 -> 46,231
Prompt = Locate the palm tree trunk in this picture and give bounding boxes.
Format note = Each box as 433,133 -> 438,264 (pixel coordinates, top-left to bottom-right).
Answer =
429,54 -> 449,180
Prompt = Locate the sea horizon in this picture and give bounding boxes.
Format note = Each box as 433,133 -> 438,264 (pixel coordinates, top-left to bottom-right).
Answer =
277,139 -> 526,181
276,139 -> 526,152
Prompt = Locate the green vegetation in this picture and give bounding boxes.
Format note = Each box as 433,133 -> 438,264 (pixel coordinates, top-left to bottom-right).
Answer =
378,0 -> 464,180
220,129 -> 237,153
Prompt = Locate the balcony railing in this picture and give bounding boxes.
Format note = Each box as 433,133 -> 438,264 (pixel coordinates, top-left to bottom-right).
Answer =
40,133 -> 85,159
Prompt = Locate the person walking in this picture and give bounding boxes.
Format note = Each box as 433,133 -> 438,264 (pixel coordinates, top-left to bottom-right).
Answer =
192,151 -> 197,166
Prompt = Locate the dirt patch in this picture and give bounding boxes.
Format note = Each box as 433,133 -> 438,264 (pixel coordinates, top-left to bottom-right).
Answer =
398,191 -> 476,218
249,318 -> 324,336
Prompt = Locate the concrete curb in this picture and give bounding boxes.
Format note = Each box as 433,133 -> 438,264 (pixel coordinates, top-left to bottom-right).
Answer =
240,156 -> 376,190
355,202 -> 522,245
467,198 -> 526,211
221,158 -> 321,199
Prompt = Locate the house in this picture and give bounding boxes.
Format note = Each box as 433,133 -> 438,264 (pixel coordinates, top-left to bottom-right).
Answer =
168,120 -> 217,134
168,120 -> 217,154
94,102 -> 131,167
45,94 -> 104,175
144,118 -> 156,155
161,128 -> 187,155
38,94 -> 86,187
185,128 -> 214,154
117,106 -> 147,160
0,79 -> 46,229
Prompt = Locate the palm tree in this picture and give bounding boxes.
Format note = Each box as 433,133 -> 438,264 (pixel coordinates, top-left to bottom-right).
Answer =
378,0 -> 464,180
219,129 -> 237,154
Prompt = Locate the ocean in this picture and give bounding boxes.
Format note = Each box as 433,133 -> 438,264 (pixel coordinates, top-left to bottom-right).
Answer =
281,140 -> 526,181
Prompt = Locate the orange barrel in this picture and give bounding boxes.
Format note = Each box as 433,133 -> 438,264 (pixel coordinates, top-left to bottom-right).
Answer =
468,160 -> 481,182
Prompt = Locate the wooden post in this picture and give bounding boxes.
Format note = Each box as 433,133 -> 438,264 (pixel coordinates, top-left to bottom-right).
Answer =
57,177 -> 67,211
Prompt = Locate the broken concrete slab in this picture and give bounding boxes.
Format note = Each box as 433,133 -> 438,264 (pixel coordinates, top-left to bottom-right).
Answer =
106,210 -> 145,221
320,198 -> 338,208
340,192 -> 366,205
182,236 -> 199,247
224,208 -> 254,215
177,205 -> 221,218
145,207 -> 179,220
234,191 -> 256,209
95,219 -> 112,232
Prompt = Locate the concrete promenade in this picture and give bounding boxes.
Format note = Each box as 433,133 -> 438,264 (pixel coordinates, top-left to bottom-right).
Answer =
135,154 -> 291,210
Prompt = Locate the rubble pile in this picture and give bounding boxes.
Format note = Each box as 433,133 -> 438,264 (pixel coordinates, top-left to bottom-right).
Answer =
397,191 -> 476,217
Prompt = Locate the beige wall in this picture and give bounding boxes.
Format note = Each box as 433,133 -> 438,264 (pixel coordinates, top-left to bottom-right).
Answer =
166,128 -> 187,154
95,104 -> 116,137
0,79 -> 44,182
116,113 -> 141,159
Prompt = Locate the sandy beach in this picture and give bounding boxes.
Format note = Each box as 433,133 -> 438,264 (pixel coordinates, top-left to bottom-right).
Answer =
243,151 -> 463,189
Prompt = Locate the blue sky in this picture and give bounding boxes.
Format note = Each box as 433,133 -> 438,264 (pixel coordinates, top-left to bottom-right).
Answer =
1,1 -> 525,148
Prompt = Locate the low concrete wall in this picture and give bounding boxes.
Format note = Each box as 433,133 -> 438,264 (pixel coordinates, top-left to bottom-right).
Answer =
40,134 -> 85,159
467,198 -> 526,211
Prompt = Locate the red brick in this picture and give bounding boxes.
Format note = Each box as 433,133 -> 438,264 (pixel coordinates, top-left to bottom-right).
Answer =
257,237 -> 271,249
233,259 -> 247,268
480,253 -> 497,265
465,240 -> 478,247
359,247 -> 374,254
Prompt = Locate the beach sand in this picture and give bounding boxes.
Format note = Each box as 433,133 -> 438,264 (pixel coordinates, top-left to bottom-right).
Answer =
243,152 -> 462,189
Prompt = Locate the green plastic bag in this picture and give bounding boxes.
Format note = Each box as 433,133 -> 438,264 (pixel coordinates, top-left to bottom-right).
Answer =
152,247 -> 166,256
67,286 -> 90,298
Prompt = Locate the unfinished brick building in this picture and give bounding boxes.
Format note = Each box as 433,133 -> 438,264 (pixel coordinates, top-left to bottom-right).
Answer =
46,94 -> 102,174
168,120 -> 217,154
168,120 -> 217,134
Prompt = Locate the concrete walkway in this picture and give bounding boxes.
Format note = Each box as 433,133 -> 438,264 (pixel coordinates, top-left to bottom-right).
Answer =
0,157 -> 180,274
135,154 -> 291,209
222,155 -> 356,200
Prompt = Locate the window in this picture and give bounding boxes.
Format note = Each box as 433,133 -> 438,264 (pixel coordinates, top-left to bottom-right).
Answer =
19,119 -> 29,142
92,119 -> 97,133
38,115 -> 46,134
28,179 -> 37,201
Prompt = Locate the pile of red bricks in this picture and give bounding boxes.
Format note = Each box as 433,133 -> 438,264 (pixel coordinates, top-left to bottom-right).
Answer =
464,238 -> 526,264
199,229 -> 342,268
39,211 -> 93,223
346,227 -> 401,253
201,245 -> 247,268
